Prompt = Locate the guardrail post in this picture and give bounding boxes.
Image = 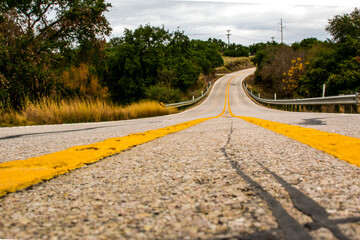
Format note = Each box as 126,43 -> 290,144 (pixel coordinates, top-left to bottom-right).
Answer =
357,92 -> 360,113
274,93 -> 277,100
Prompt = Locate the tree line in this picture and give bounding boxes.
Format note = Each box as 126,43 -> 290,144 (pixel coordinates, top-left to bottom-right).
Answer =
2,1 -> 358,112
0,1 -> 227,111
105,26 -> 224,104
251,8 -> 360,99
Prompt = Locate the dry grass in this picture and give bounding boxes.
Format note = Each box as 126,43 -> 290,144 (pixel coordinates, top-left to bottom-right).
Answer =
217,56 -> 254,74
0,98 -> 177,127
222,56 -> 247,65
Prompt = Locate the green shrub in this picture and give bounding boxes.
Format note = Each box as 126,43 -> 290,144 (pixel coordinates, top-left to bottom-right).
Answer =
145,85 -> 183,103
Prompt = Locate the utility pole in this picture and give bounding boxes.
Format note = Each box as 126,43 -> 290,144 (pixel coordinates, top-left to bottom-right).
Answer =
280,18 -> 284,44
226,30 -> 231,47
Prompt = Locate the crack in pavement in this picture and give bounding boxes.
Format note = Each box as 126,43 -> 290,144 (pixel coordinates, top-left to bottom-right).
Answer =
222,118 -> 360,239
304,217 -> 360,231
0,121 -> 163,140
221,120 -> 311,240
257,162 -> 350,240
213,228 -> 279,240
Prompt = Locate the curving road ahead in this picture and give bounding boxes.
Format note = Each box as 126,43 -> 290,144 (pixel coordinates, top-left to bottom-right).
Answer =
1,69 -> 360,239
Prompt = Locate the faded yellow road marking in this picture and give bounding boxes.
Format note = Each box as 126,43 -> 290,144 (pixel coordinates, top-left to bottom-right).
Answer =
227,81 -> 360,168
0,118 -> 211,197
236,117 -> 360,168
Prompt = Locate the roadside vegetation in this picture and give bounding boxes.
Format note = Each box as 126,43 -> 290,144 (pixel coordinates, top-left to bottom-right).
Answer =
248,8 -> 360,99
3,2 -> 355,126
0,0 -> 254,127
0,1 -> 224,127
0,99 -> 176,127
216,56 -> 254,74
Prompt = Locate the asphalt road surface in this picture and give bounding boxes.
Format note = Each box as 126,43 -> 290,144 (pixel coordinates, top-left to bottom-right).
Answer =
1,69 -> 359,239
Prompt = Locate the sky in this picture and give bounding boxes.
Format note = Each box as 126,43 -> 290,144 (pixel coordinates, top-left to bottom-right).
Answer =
104,0 -> 358,46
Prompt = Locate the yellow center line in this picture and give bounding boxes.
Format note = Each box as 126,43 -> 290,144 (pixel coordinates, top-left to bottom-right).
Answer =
227,75 -> 360,168
0,72 -> 244,197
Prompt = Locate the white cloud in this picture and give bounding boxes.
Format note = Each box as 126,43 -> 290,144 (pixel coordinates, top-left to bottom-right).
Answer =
105,0 -> 358,45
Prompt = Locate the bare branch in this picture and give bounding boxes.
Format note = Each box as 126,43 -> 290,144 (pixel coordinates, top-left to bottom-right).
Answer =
30,2 -> 54,29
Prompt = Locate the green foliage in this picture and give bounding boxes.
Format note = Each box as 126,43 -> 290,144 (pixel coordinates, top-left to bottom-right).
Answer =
251,41 -> 279,67
208,38 -> 251,57
208,38 -> 227,51
296,42 -> 336,97
252,44 -> 305,98
297,37 -> 360,97
0,0 -> 111,46
0,0 -> 111,110
249,42 -> 270,55
326,8 -> 360,43
223,43 -> 249,57
327,59 -> 360,95
291,38 -> 321,51
252,9 -> 360,98
145,85 -> 183,103
105,25 -> 223,104
191,40 -> 224,74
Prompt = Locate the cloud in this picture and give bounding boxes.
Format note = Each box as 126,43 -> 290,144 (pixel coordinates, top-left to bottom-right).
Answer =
105,0 -> 357,45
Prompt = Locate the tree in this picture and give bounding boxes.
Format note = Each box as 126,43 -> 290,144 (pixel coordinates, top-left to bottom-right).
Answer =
0,0 -> 111,48
296,38 -> 360,97
291,38 -> 321,51
191,39 -> 224,75
207,38 -> 227,51
252,43 -> 306,98
249,42 -> 268,55
252,9 -> 360,99
326,8 -> 360,42
327,58 -> 360,95
0,0 -> 112,109
105,25 -> 223,104
223,43 -> 249,57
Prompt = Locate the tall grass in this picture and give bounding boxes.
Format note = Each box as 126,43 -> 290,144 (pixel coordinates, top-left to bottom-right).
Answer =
0,98 -> 177,127
217,56 -> 254,74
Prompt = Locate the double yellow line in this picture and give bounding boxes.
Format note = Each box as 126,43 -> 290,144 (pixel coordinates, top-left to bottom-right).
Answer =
1,71 -> 359,197
0,73 -> 237,197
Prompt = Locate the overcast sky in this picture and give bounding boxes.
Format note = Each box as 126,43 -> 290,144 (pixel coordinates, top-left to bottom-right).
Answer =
105,0 -> 358,46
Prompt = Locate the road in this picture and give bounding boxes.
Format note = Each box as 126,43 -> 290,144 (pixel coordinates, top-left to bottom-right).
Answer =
1,69 -> 359,239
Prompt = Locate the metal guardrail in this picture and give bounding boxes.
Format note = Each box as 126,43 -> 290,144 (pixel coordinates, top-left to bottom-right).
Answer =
165,82 -> 212,108
243,82 -> 359,106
